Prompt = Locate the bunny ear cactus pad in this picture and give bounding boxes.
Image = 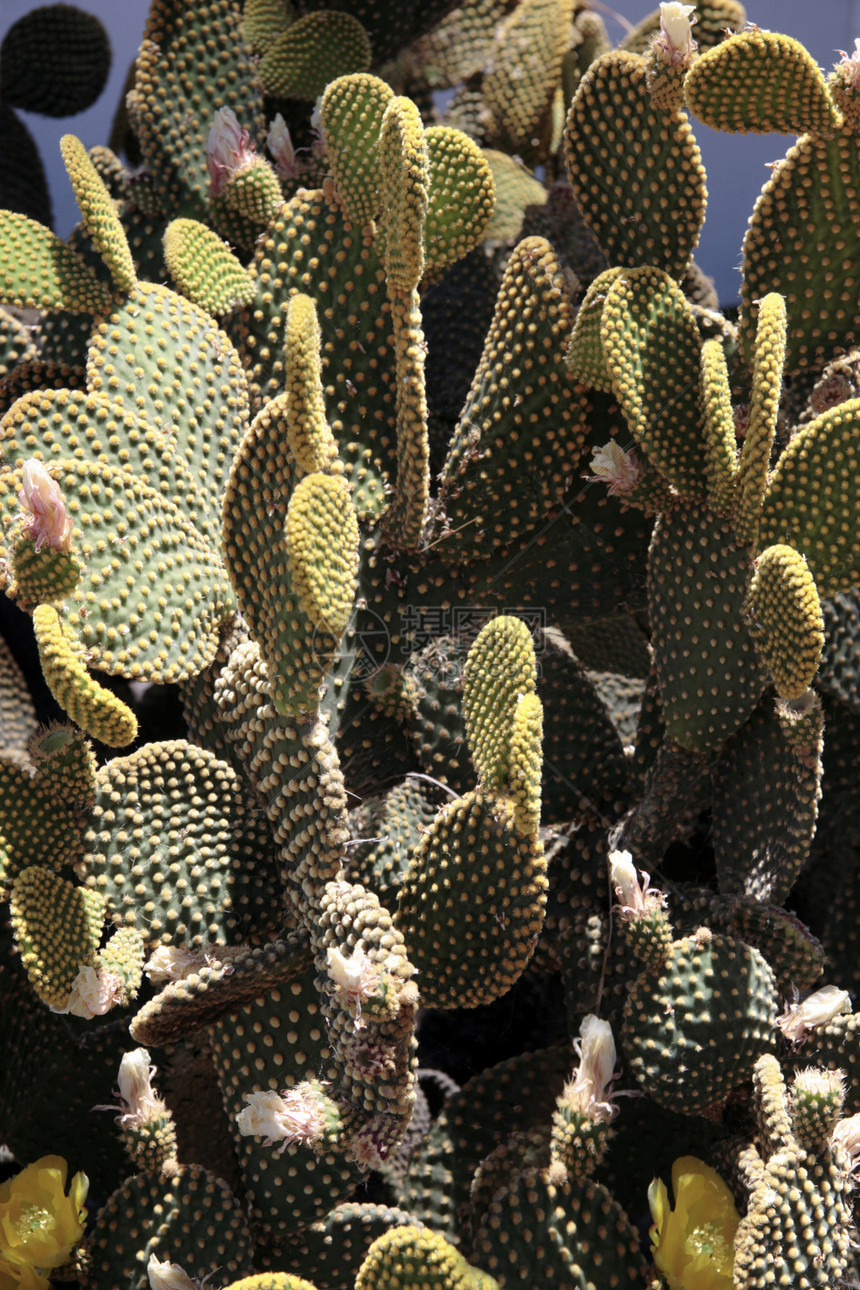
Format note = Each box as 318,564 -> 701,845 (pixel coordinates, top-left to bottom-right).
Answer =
601,267 -> 706,500
733,292 -> 786,548
357,1226 -> 499,1290
648,503 -> 767,752
700,338 -> 739,514
60,135 -> 136,295
320,74 -> 394,228
422,127 -> 495,281
258,11 -> 372,100
565,267 -> 625,393
0,3 -> 111,117
163,219 -> 255,315
379,97 -> 429,294
9,867 -> 106,1010
462,616 -> 537,794
127,0 -> 266,220
621,928 -> 778,1115
0,212 -> 114,314
759,398 -> 860,597
564,50 -> 706,280
684,28 -> 842,137
746,546 -> 824,700
437,237 -> 588,562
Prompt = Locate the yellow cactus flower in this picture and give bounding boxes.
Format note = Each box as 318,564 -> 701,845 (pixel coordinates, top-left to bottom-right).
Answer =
0,1156 -> 88,1289
648,1156 -> 739,1290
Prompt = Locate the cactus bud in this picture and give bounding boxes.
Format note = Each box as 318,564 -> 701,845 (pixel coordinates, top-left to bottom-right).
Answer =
206,107 -> 255,195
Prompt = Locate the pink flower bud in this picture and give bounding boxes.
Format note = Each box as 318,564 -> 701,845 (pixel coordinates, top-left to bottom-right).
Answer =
19,458 -> 73,554
266,113 -> 300,179
206,107 -> 256,196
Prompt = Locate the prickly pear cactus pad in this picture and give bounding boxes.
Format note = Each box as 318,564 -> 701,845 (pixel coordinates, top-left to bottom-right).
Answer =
3,7 -> 860,1289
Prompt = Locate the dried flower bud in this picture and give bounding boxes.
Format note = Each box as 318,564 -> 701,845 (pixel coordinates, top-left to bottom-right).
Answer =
326,945 -> 387,1029
837,38 -> 860,91
266,113 -> 300,178
147,1254 -> 199,1290
51,965 -> 123,1018
776,984 -> 852,1044
236,1082 -> 338,1154
206,107 -> 256,195
143,944 -> 222,984
832,1112 -> 860,1167
116,1048 -> 169,1129
609,850 -> 665,917
586,442 -> 639,496
561,1014 -> 618,1122
19,458 -> 73,554
655,3 -> 697,66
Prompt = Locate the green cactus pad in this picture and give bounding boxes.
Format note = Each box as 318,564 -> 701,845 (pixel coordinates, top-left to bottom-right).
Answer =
31,603 -> 139,747
127,0 -> 266,221
739,130 -> 860,373
210,157 -> 285,254
320,74 -> 395,228
9,865 -> 106,1010
30,723 -> 97,811
0,4 -> 111,117
243,0 -> 292,53
422,127 -> 495,280
287,472 -> 359,638
379,98 -> 429,294
438,237 -> 587,562
83,1163 -> 254,1290
380,287 -> 430,552
82,739 -> 283,948
564,267 -> 625,393
349,778 -> 442,902
648,502 -> 766,752
0,758 -> 84,896
86,282 -> 252,549
462,615 -> 537,793
746,545 -> 824,700
564,50 -> 706,280
711,695 -> 823,903
759,399 -> 860,597
11,536 -> 81,607
734,293 -> 786,548
483,0 -> 575,163
473,1170 -> 647,1288
0,212 -> 114,314
719,899 -> 824,996
259,11 -> 371,99
0,637 -> 38,762
479,150 -> 546,243
357,1226 -> 498,1290
684,29 -> 842,137
699,337 -> 739,514
60,134 -> 136,295
622,928 -> 778,1114
163,219 -> 256,314
209,969 -> 360,1239
0,307 -> 37,380
289,1202 -> 422,1290
601,265 -> 705,500
395,789 -> 546,1009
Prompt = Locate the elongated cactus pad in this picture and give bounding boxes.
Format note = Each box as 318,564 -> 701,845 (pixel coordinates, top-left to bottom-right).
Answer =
746,545 -> 824,700
10,866 -> 106,1010
0,212 -> 113,314
163,219 -> 255,314
60,134 -> 136,294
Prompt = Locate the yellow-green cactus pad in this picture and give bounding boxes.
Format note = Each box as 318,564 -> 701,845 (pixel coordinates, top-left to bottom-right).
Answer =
395,790 -> 546,1010
163,219 -> 255,315
60,135 -> 136,295
258,11 -> 371,100
31,604 -> 139,747
0,211 -> 114,314
86,282 -> 252,549
11,536 -> 81,607
746,545 -> 824,700
211,157 -> 285,253
601,266 -> 705,500
479,150 -> 546,243
0,758 -> 84,896
0,635 -> 38,762
463,615 -> 537,794
9,866 -> 106,1010
357,1226 -> 499,1290
759,399 -> 860,597
437,237 -> 589,561
83,739 -> 283,948
507,692 -> 543,837
127,0 -> 266,221
383,288 -> 429,552
564,50 -> 706,280
423,127 -> 495,280
0,459 -> 235,685
684,29 -> 842,137
483,0 -> 576,163
320,74 -> 394,228
648,504 -> 767,753
243,0 -> 292,52
83,1164 -> 254,1290
565,267 -> 625,393
225,1278 -> 320,1290
96,925 -> 146,1003
699,338 -> 739,515
734,293 -> 787,548
739,130 -> 860,373
30,724 -> 97,811
379,97 -> 429,294
284,294 -> 338,474
286,472 -> 359,641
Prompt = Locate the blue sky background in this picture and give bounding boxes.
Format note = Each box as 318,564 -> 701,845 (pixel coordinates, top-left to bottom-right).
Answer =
1,0 -> 858,303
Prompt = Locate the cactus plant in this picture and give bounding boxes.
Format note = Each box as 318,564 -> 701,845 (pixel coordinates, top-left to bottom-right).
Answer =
2,4 -> 860,1289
